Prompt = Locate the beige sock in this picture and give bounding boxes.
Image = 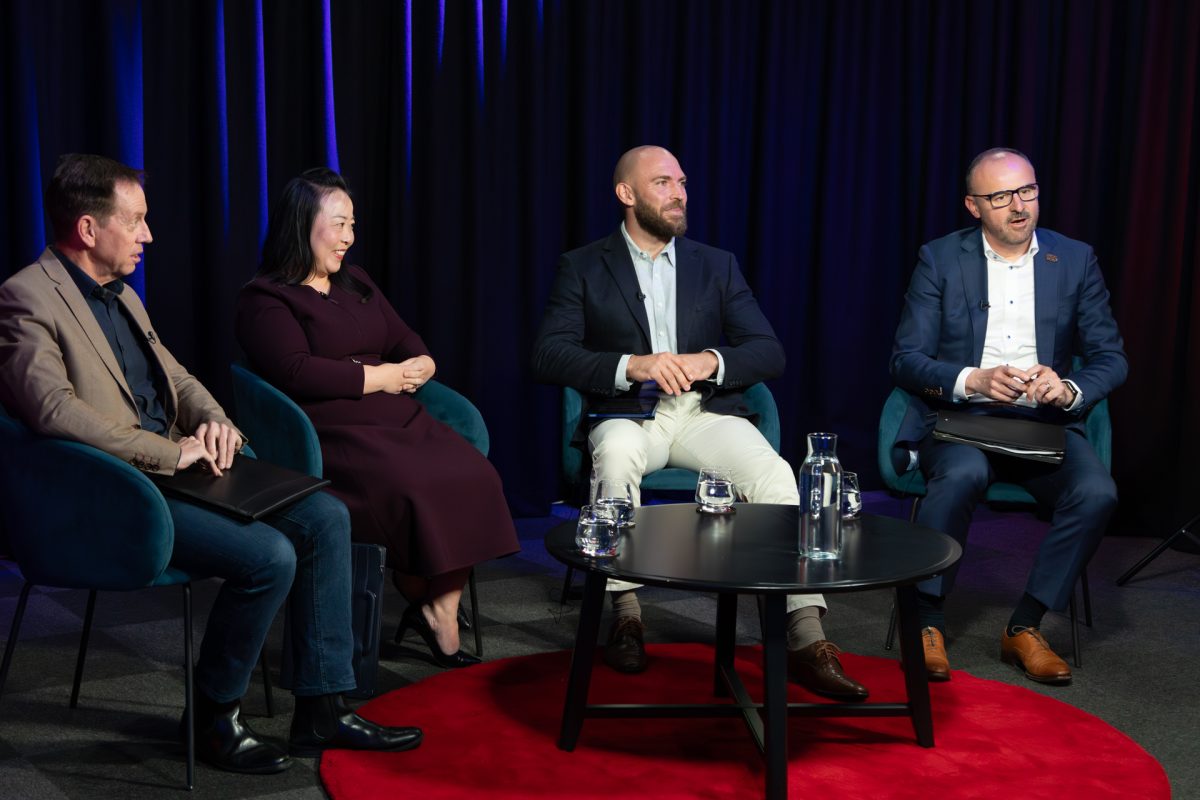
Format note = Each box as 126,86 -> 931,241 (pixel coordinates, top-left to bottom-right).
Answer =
610,590 -> 642,621
786,606 -> 825,650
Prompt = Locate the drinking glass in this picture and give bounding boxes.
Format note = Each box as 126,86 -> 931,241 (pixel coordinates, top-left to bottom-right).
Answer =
575,505 -> 620,557
695,467 -> 736,514
595,479 -> 636,527
841,471 -> 862,519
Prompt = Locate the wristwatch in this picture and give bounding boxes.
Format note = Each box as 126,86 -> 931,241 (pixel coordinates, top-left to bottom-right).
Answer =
1063,380 -> 1079,407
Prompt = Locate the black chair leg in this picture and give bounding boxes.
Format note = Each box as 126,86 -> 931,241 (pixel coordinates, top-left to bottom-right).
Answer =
1116,511 -> 1200,586
1081,568 -> 1093,627
468,567 -> 482,658
559,566 -> 575,605
1068,591 -> 1081,669
909,497 -> 922,523
260,649 -> 274,718
70,590 -> 98,708
884,601 -> 898,651
183,584 -> 195,791
0,582 -> 34,702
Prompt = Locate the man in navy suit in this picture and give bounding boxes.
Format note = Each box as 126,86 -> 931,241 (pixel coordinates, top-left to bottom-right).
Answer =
890,147 -> 1127,685
533,146 -> 867,700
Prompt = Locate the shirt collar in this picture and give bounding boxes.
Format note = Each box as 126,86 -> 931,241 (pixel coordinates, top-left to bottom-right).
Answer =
620,220 -> 675,266
53,246 -> 126,300
981,229 -> 1039,266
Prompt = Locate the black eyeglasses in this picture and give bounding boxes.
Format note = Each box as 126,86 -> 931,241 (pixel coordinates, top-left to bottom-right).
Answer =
970,183 -> 1039,209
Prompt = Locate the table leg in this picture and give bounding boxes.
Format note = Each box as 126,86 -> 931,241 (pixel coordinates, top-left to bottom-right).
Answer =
714,592 -> 737,696
895,585 -> 934,747
761,594 -> 788,800
558,569 -> 607,751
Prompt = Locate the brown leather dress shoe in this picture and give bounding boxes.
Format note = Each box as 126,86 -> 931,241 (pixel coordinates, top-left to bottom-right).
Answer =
787,640 -> 869,700
922,627 -> 951,681
603,616 -> 647,674
1000,627 -> 1071,685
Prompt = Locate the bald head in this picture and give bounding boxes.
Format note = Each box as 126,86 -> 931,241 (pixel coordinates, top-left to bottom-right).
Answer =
613,146 -> 677,189
965,147 -> 1033,194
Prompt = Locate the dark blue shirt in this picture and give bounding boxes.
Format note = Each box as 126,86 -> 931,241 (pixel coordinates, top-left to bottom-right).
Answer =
54,247 -> 170,435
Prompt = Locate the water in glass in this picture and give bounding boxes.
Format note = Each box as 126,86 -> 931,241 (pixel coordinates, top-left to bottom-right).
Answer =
841,471 -> 862,519
575,505 -> 620,557
696,467 -> 736,514
594,479 -> 636,526
799,432 -> 843,559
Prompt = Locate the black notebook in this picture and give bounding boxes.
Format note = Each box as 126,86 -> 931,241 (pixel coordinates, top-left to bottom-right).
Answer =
585,396 -> 658,420
932,409 -> 1066,464
152,456 -> 331,521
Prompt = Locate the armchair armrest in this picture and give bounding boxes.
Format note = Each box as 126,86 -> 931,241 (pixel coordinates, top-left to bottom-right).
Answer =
0,414 -> 174,590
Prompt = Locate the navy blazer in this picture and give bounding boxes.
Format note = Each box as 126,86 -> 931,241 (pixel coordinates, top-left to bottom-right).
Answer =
532,229 -> 785,436
889,227 -> 1127,453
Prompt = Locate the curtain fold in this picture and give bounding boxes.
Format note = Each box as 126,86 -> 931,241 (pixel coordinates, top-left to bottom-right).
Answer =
1,0 -> 1197,530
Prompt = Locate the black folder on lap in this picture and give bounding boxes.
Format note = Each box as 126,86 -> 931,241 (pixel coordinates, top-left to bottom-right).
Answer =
152,456 -> 330,521
932,409 -> 1066,464
585,396 -> 658,420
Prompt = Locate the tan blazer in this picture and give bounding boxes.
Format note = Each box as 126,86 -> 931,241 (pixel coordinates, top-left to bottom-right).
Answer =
0,248 -> 238,475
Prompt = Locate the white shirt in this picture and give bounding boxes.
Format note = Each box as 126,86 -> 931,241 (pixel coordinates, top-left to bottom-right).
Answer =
953,230 -> 1081,410
613,222 -> 726,391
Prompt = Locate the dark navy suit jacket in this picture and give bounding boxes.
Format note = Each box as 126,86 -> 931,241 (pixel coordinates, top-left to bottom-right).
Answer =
889,227 -> 1127,461
532,229 -> 784,439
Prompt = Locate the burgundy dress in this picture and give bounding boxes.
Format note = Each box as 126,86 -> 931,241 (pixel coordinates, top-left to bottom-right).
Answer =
235,266 -> 519,576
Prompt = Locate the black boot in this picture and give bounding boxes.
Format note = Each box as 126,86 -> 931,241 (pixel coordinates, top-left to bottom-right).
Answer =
288,694 -> 423,757
184,693 -> 292,774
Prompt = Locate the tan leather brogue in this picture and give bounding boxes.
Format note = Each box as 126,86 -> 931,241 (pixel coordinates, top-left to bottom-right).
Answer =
1000,627 -> 1071,685
922,627 -> 951,681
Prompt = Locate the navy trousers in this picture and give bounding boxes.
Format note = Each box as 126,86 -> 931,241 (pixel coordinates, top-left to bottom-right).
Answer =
915,428 -> 1116,610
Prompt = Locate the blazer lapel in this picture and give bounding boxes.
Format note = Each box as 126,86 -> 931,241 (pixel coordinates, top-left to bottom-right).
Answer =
601,231 -> 652,349
958,234 -> 989,366
673,238 -> 698,353
1033,240 -> 1059,366
39,253 -> 136,407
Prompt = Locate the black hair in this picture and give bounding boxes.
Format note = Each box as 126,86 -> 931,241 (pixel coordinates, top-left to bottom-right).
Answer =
257,167 -> 373,301
44,154 -> 145,241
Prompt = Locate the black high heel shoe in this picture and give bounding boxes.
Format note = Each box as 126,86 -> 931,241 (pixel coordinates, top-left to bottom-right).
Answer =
395,605 -> 481,668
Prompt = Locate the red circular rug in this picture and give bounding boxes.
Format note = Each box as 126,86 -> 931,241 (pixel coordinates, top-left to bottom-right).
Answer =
320,644 -> 1168,799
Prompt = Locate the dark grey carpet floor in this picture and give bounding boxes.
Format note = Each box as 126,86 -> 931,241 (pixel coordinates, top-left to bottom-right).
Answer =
1,491 -> 1197,799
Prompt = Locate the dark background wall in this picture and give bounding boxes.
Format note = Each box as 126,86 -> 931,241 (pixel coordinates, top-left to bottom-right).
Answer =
2,0 -> 1198,535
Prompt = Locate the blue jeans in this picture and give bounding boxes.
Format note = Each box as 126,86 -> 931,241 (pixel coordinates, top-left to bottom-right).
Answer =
166,491 -> 357,702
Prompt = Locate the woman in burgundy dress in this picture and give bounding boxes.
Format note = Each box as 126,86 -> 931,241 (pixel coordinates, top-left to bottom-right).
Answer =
236,168 -> 519,668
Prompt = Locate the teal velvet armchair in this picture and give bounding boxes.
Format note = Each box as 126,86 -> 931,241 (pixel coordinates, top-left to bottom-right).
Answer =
0,406 -> 201,789
229,363 -> 486,655
875,386 -> 1111,665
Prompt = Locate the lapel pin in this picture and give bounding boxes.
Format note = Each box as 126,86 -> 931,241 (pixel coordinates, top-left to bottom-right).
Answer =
1045,253 -> 1058,262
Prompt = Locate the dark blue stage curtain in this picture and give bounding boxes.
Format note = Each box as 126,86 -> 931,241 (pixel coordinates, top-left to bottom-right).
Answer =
2,1 -> 1197,531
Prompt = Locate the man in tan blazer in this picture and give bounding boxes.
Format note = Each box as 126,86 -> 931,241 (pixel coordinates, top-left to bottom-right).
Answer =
0,245 -> 235,474
0,154 -> 421,774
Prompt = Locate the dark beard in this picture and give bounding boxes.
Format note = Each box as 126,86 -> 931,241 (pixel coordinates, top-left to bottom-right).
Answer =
633,196 -> 687,240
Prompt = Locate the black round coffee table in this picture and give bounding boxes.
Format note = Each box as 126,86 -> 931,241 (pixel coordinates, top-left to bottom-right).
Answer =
545,503 -> 961,800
